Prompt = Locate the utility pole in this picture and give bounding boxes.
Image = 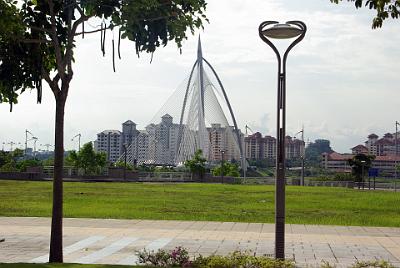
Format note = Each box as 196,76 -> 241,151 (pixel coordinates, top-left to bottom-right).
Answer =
396,121 -> 399,179
72,134 -> 82,151
32,137 -> 38,159
7,141 -> 16,151
294,126 -> 305,186
220,150 -> 225,183
25,129 -> 34,158
123,144 -> 127,181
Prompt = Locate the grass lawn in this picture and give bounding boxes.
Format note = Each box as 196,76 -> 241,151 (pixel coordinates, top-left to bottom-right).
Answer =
0,264 -> 139,268
0,180 -> 399,227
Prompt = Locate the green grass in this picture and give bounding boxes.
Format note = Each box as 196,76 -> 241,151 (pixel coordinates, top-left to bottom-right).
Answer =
0,264 -> 140,268
0,180 -> 399,227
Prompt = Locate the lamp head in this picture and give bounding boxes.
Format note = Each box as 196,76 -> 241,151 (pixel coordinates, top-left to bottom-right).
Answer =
261,23 -> 303,39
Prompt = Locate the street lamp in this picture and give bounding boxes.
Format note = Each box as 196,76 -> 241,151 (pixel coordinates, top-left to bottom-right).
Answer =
220,149 -> 225,183
259,20 -> 306,260
25,129 -> 34,158
395,121 -> 399,179
294,126 -> 305,186
123,143 -> 128,181
72,134 -> 82,151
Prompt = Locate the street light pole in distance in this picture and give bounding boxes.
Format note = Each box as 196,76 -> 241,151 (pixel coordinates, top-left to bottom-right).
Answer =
294,125 -> 305,186
395,121 -> 399,179
72,134 -> 82,151
258,20 -> 306,260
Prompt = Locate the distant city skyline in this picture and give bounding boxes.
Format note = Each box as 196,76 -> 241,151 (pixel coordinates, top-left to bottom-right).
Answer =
1,0 -> 399,153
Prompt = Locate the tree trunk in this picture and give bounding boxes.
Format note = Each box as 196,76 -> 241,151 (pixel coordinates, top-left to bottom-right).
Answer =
49,98 -> 66,263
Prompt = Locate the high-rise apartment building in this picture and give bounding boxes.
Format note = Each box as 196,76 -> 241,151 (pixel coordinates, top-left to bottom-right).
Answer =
244,132 -> 304,161
207,123 -> 242,162
95,130 -> 122,162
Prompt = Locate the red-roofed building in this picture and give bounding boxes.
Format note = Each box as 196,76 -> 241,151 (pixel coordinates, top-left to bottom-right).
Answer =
351,145 -> 368,155
322,152 -> 400,177
244,133 -> 304,161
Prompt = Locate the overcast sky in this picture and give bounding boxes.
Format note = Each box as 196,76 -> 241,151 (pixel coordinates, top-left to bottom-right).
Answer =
1,0 -> 399,153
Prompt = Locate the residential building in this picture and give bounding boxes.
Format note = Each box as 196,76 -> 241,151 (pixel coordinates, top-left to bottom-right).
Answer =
322,152 -> 400,177
95,130 -> 121,163
207,123 -> 242,162
364,133 -> 399,156
244,132 -> 304,161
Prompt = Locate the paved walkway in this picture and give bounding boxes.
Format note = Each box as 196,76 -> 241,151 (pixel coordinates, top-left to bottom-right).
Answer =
0,217 -> 399,267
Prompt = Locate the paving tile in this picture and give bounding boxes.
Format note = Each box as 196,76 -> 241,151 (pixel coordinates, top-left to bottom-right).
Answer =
1,217 -> 400,267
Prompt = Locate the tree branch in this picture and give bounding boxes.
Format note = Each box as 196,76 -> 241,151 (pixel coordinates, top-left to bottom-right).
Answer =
20,39 -> 52,44
75,26 -> 111,36
30,26 -> 53,35
47,0 -> 66,82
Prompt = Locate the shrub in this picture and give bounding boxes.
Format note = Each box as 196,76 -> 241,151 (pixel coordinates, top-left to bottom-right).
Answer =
333,173 -> 355,181
192,251 -> 295,268
138,246 -> 192,267
137,248 -> 294,268
350,260 -> 395,268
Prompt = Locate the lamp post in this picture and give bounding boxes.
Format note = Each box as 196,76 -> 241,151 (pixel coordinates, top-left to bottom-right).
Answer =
294,126 -> 305,186
360,160 -> 366,190
396,121 -> 399,179
259,21 -> 306,260
123,143 -> 127,181
72,134 -> 81,151
25,129 -> 34,158
220,150 -> 225,183
32,137 -> 38,159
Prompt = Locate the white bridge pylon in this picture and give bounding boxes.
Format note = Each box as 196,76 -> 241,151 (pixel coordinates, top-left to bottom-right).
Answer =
119,37 -> 245,171
175,37 -> 244,168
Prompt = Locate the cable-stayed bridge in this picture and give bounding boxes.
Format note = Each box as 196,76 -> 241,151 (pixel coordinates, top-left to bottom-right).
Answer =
120,37 -> 244,169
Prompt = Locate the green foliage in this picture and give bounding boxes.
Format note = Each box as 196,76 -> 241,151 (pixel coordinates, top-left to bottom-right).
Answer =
212,162 -> 240,177
0,0 -> 208,107
330,0 -> 400,28
15,159 -> 42,172
138,247 -> 191,267
137,164 -> 155,172
0,149 -> 25,171
67,142 -> 107,175
193,251 -> 295,268
334,172 -> 356,181
348,153 -> 375,182
306,139 -> 333,167
350,260 -> 395,268
114,161 -> 134,170
137,248 -> 295,268
184,149 -> 206,176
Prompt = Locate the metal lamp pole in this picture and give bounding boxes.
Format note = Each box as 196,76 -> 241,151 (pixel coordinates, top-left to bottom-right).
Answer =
259,21 -> 306,260
395,121 -> 399,179
295,126 -> 305,186
72,134 -> 82,151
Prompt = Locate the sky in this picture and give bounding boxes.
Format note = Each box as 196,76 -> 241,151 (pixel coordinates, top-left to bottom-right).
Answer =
1,0 -> 399,153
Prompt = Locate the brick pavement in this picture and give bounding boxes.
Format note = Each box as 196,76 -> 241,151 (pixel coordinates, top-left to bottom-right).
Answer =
0,217 -> 399,267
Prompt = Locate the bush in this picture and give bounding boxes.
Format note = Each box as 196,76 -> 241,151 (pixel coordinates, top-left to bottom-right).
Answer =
138,246 -> 192,267
350,260 -> 395,268
137,248 -> 294,268
333,173 -> 355,181
193,251 -> 294,268
136,247 -> 395,268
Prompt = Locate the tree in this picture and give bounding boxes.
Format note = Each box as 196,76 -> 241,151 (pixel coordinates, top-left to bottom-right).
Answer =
348,153 -> 375,182
330,0 -> 400,28
184,149 -> 206,179
305,139 -> 333,167
0,0 -> 207,262
0,149 -> 24,171
114,160 -> 134,170
68,142 -> 106,175
212,161 -> 240,177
